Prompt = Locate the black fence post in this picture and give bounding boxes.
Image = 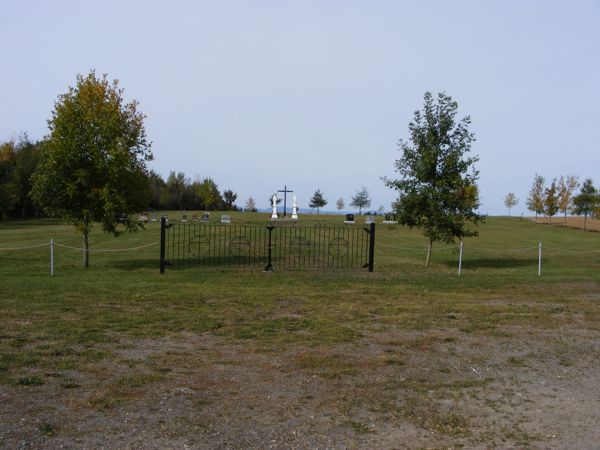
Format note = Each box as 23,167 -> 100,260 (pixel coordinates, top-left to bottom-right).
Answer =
160,216 -> 166,274
368,222 -> 375,272
264,225 -> 275,271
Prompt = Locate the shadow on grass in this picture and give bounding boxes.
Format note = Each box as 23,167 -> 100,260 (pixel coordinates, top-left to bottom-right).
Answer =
0,218 -> 66,228
112,257 -> 267,271
110,259 -> 159,270
445,258 -> 538,269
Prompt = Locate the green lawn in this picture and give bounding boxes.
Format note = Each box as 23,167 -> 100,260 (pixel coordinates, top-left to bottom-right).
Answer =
1,213 -> 599,447
1,213 -> 599,360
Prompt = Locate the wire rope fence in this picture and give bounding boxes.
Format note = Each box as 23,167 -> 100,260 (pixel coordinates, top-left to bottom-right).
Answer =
1,227 -> 599,277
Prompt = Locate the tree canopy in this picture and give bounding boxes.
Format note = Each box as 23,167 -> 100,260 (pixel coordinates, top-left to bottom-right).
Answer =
31,71 -> 152,267
543,179 -> 559,223
309,189 -> 327,214
350,186 -> 371,214
245,197 -> 257,212
384,91 -> 482,266
558,175 -> 579,225
0,136 -> 42,220
572,179 -> 599,231
223,189 -> 238,210
526,174 -> 545,222
504,193 -> 518,216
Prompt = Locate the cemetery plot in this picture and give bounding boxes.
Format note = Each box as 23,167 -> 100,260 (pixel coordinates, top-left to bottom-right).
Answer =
160,220 -> 375,271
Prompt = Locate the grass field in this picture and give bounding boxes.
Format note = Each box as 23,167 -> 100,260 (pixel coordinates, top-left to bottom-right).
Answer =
1,213 -> 600,448
535,215 -> 600,232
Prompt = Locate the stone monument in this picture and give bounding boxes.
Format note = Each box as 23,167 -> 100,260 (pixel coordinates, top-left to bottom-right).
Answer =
271,194 -> 278,219
291,195 -> 299,220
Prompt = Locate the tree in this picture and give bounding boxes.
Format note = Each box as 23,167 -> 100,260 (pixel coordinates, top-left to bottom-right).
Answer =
165,171 -> 188,210
504,193 -> 518,216
526,174 -> 545,222
245,196 -> 257,212
309,189 -> 327,214
336,197 -> 345,211
0,140 -> 18,220
147,170 -> 166,211
223,189 -> 237,210
31,71 -> 152,267
195,178 -> 223,210
558,174 -> 579,226
383,92 -> 483,266
350,186 -> 371,214
572,179 -> 599,231
0,136 -> 44,220
544,178 -> 559,223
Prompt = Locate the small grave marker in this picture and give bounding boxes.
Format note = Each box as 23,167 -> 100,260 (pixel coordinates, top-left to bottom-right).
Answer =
382,213 -> 398,224
344,213 -> 355,224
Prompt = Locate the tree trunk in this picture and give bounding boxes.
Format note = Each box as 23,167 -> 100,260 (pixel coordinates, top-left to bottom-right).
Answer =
82,229 -> 89,268
535,212 -> 538,223
564,211 -> 567,227
425,239 -> 432,266
583,214 -> 587,232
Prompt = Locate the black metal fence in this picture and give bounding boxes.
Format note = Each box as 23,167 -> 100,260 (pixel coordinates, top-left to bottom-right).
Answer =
159,218 -> 375,272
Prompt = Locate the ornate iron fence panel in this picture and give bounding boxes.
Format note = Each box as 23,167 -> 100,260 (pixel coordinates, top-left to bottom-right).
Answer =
160,218 -> 375,272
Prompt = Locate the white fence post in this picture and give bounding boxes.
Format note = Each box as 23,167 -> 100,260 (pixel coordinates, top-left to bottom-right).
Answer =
538,241 -> 542,276
458,241 -> 463,276
50,239 -> 54,277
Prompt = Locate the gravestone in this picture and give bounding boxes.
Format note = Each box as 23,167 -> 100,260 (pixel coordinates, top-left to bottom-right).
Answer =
181,214 -> 188,223
365,215 -> 375,224
271,194 -> 278,220
150,213 -> 157,222
344,213 -> 355,224
382,213 -> 398,224
191,214 -> 198,222
201,212 -> 210,222
161,214 -> 169,223
138,212 -> 149,222
220,214 -> 231,224
291,195 -> 299,220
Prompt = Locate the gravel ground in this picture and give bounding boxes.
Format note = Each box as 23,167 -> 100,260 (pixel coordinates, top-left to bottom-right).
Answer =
2,326 -> 600,449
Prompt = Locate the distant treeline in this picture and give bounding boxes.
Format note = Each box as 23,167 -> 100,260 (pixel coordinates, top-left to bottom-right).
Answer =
0,136 -> 239,220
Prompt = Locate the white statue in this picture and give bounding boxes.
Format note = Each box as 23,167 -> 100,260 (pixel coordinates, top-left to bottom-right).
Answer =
291,195 -> 299,220
271,194 -> 278,219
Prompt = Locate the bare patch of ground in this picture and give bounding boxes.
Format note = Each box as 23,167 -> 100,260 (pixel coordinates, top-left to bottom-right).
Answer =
2,325 -> 600,449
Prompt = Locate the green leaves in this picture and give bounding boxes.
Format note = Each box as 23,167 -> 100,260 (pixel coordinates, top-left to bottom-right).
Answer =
309,189 -> 328,213
31,71 -> 152,265
384,91 -> 482,254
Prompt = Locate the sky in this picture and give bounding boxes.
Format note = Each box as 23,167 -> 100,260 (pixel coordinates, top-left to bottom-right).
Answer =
1,0 -> 599,214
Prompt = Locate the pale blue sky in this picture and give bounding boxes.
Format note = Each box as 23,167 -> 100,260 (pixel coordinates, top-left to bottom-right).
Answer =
1,1 -> 599,214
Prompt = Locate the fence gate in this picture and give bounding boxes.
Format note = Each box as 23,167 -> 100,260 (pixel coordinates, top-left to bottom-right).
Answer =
159,218 -> 375,272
